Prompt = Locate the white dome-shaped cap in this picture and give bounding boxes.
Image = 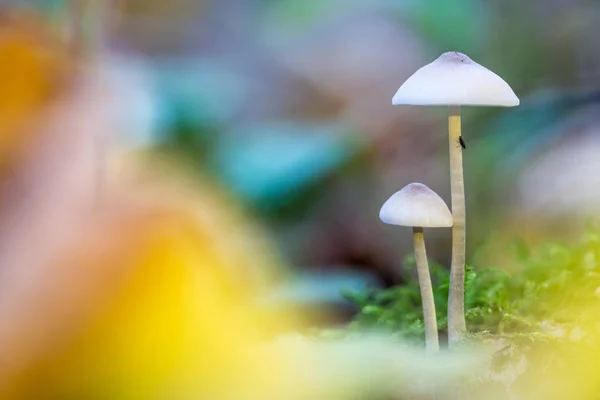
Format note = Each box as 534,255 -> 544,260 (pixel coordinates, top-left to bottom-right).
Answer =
380,183 -> 453,228
392,52 -> 519,107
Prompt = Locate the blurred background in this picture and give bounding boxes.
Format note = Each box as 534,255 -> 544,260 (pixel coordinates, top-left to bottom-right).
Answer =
1,0 -> 600,397
33,0 -> 600,312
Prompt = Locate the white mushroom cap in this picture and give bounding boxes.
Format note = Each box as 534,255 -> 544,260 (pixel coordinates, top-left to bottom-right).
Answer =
380,183 -> 453,228
392,52 -> 519,107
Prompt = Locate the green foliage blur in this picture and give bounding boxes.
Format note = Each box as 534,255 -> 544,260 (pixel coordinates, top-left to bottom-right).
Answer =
342,226 -> 600,345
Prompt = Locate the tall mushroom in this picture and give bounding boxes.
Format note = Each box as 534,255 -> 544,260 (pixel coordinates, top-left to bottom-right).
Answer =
391,52 -> 519,346
380,183 -> 453,352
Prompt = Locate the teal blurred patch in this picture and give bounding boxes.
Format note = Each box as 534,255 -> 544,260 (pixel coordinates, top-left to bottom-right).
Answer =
155,61 -> 251,131
212,123 -> 363,208
470,90 -> 592,188
257,269 -> 381,310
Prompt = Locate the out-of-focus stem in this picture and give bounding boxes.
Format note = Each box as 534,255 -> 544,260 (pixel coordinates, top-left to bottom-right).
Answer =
66,0 -> 112,202
66,0 -> 112,57
447,106 -> 466,346
412,227 -> 439,353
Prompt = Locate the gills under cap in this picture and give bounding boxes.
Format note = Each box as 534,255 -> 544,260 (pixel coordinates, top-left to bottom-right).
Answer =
392,52 -> 519,107
380,183 -> 453,228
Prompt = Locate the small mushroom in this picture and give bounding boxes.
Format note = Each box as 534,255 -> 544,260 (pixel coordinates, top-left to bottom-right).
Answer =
380,183 -> 453,352
391,52 -> 519,345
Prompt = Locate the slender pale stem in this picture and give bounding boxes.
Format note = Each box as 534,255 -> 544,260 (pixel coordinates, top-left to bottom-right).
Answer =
64,0 -> 84,48
66,0 -> 112,56
447,106 -> 466,346
66,0 -> 112,203
412,227 -> 439,352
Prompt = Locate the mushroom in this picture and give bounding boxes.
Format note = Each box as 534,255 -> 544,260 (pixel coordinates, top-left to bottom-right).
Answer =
391,52 -> 519,345
380,182 -> 453,352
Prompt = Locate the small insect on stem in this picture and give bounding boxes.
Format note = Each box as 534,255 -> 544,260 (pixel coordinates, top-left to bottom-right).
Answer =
458,136 -> 466,150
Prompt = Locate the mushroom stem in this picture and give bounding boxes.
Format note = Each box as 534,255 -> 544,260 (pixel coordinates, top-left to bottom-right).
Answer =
66,0 -> 113,203
447,106 -> 466,346
412,227 -> 439,352
66,0 -> 112,56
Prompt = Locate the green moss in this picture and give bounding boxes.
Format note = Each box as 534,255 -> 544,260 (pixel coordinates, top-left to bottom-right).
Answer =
342,225 -> 600,345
